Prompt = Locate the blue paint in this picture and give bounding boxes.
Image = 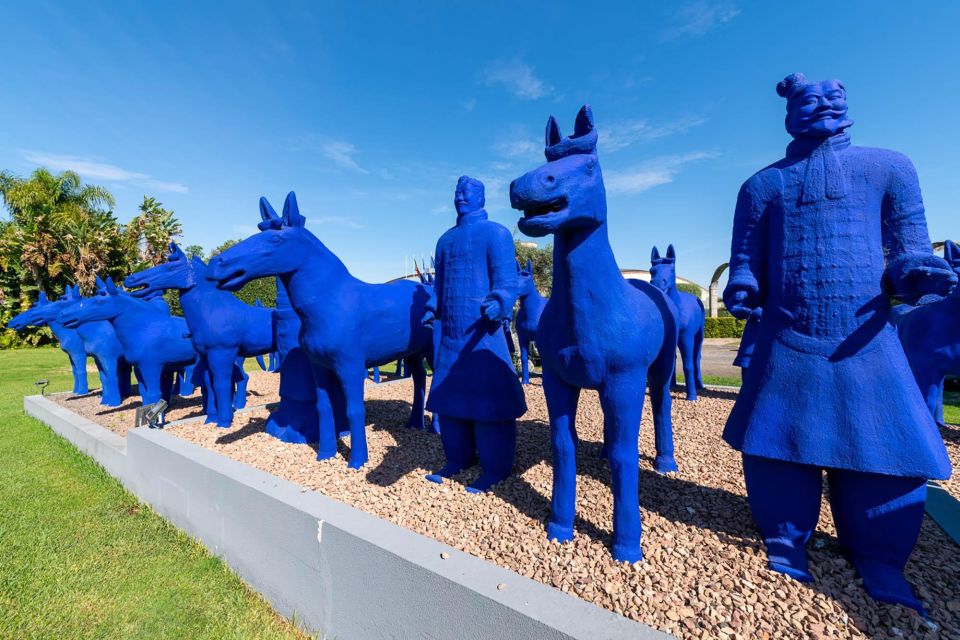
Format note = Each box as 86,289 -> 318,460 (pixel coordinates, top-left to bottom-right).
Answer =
510,106 -> 678,562
650,245 -> 705,400
894,239 -> 960,426
207,192 -> 432,468
9,289 -> 90,395
9,286 -> 136,405
424,177 -> 526,493
58,277 -> 199,410
722,73 -> 955,613
125,243 -> 276,427
515,259 -> 546,386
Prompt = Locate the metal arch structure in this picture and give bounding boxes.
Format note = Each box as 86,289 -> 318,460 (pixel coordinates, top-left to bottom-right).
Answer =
708,262 -> 729,318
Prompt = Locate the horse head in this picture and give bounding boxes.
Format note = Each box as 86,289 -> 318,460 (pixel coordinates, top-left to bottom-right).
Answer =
8,290 -> 67,330
649,245 -> 678,293
510,105 -> 606,238
59,277 -> 129,328
208,192 -> 312,291
516,258 -> 537,299
126,242 -> 202,298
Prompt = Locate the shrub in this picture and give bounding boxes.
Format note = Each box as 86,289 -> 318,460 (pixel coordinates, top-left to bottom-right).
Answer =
704,316 -> 746,338
677,283 -> 702,297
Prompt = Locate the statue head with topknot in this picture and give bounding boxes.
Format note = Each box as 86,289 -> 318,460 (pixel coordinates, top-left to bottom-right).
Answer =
778,73 -> 853,140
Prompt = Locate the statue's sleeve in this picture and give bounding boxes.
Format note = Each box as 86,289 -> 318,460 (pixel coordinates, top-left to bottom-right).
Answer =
722,176 -> 768,316
485,225 -> 519,323
431,241 -> 445,319
881,152 -> 951,302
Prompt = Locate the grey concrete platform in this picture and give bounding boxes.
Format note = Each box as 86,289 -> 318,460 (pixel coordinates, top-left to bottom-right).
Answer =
23,394 -> 671,640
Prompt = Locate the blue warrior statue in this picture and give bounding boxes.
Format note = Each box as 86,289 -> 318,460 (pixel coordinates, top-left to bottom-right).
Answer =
723,73 -> 955,614
425,176 -> 527,493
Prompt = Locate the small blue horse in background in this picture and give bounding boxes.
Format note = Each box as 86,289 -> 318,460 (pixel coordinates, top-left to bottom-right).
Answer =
895,239 -> 960,426
8,289 -> 91,395
125,243 -> 274,426
510,104 -> 678,563
514,258 -> 547,385
208,192 -> 434,468
650,244 -> 705,400
59,278 -> 199,409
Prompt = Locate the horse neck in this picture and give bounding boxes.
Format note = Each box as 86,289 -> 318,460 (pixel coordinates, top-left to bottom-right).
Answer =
47,320 -> 71,341
177,267 -> 241,320
520,285 -> 545,311
283,234 -> 353,319
551,221 -> 623,310
108,297 -> 157,339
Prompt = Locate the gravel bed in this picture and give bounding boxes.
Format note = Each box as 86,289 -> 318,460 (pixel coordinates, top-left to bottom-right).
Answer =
151,378 -> 960,640
941,424 -> 960,501
51,371 -> 282,436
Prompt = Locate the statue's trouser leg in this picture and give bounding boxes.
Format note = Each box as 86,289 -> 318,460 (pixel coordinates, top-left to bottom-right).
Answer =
426,416 -> 474,484
827,469 -> 927,614
742,454 -> 820,582
467,419 -> 517,494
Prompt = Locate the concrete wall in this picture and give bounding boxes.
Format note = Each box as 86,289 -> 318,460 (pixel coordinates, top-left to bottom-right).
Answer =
24,394 -> 672,640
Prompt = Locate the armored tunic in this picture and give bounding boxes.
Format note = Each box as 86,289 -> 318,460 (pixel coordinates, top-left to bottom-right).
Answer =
426,209 -> 527,422
723,132 -> 951,479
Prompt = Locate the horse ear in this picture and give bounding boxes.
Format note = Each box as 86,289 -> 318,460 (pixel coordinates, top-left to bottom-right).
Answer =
282,191 -> 306,227
95,275 -> 105,288
651,246 -> 660,262
573,104 -> 595,138
526,258 -> 533,273
545,115 -> 562,148
105,278 -> 119,295
667,244 -> 676,260
259,196 -> 279,222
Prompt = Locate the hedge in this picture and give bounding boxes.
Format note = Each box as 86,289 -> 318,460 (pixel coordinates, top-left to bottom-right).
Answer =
704,316 -> 746,338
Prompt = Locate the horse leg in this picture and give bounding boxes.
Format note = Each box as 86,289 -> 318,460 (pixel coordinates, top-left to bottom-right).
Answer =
69,351 -> 88,395
599,372 -> 645,563
179,361 -> 197,396
118,359 -> 133,399
648,351 -> 677,473
936,378 -> 945,427
233,357 -> 248,409
311,362 -> 342,460
520,341 -> 530,385
99,357 -> 122,407
372,366 -> 381,383
543,368 -> 581,545
160,368 -> 175,405
404,355 -> 426,429
138,364 -> 163,406
334,362 -> 369,469
679,329 -> 697,401
207,349 -> 238,427
693,324 -> 705,390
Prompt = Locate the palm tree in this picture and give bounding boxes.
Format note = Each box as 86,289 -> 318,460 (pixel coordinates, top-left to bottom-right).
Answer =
0,168 -> 115,295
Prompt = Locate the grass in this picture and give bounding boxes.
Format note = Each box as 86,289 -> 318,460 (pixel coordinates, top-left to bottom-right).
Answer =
945,391 -> 960,426
0,347 -> 310,640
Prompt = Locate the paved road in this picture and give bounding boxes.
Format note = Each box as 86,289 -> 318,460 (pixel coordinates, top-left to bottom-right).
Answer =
698,338 -> 742,379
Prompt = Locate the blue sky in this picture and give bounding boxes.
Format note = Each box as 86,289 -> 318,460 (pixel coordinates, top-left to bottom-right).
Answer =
3,1 -> 958,286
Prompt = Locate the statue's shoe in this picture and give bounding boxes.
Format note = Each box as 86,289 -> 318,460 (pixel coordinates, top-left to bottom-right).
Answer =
853,556 -> 925,616
765,540 -> 813,583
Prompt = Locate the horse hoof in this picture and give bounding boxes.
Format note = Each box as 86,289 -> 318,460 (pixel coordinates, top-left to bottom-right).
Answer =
546,522 -> 574,543
316,447 -> 337,461
347,457 -> 367,470
611,543 -> 643,564
654,456 -> 678,474
425,473 -> 444,485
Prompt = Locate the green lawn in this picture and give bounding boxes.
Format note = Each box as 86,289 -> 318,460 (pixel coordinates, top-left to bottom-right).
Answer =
945,391 -> 960,425
0,347 -> 310,640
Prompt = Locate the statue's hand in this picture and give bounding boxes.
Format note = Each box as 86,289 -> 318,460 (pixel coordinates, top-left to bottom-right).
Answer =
898,264 -> 958,305
725,287 -> 759,319
480,295 -> 502,322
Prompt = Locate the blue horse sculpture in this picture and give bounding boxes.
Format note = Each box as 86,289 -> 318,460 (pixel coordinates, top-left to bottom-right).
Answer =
510,105 -> 678,562
208,192 -> 433,468
125,243 -> 275,426
9,289 -> 91,395
895,239 -> 960,426
9,286 -> 137,405
514,258 -> 546,385
59,278 -> 199,408
650,245 -> 705,400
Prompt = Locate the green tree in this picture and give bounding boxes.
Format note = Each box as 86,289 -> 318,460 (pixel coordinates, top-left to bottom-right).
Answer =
514,239 -> 553,296
184,245 -> 205,261
123,196 -> 183,269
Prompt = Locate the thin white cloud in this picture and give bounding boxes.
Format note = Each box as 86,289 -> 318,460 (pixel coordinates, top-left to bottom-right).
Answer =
321,141 -> 369,174
494,138 -> 541,159
605,151 -> 718,194
309,215 -> 366,229
600,116 -> 709,152
661,1 -> 740,41
22,151 -> 189,193
481,58 -> 552,100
